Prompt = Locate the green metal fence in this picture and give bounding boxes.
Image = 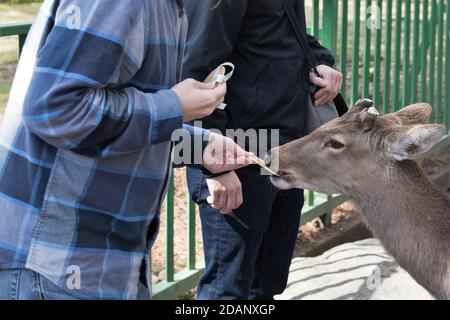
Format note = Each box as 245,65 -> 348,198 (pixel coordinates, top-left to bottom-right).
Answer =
1,0 -> 449,299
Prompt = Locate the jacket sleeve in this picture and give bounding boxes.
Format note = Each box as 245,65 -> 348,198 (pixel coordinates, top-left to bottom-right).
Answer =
22,0 -> 183,158
306,34 -> 336,67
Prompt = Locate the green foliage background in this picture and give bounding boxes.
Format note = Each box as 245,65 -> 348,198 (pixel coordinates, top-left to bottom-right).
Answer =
0,0 -> 42,4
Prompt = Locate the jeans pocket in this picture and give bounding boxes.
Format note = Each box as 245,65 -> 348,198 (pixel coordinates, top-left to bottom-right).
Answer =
0,269 -> 20,300
38,274 -> 78,300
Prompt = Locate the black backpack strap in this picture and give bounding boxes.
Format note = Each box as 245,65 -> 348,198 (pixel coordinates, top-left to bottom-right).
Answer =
282,0 -> 349,116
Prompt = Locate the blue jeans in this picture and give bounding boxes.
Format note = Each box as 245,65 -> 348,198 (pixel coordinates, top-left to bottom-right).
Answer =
187,166 -> 304,300
0,269 -> 77,300
0,269 -> 151,300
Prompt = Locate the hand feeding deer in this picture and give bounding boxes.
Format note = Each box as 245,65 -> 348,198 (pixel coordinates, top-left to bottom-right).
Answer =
267,100 -> 450,300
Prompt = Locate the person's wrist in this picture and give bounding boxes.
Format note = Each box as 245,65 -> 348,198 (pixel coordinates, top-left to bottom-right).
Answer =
202,167 -> 231,179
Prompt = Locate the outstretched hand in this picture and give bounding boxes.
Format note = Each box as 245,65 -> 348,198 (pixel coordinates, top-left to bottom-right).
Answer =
202,132 -> 254,174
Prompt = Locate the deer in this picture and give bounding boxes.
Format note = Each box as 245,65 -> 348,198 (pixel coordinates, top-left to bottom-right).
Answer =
267,99 -> 450,300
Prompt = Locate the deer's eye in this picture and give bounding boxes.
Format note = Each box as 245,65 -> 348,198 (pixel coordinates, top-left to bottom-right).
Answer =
325,139 -> 345,150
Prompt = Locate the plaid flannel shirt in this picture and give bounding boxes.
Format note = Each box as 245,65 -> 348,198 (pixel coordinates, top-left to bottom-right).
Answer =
0,0 -> 201,299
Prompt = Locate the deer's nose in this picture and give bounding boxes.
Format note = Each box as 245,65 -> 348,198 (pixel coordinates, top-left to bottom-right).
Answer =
265,152 -> 273,167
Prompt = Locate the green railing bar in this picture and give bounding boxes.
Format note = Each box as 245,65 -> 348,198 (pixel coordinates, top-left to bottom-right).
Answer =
393,0 -> 403,111
300,194 -> 348,226
164,171 -> 175,283
351,0 -> 361,106
187,194 -> 196,270
436,0 -> 445,123
332,0 -> 339,52
446,1 -> 450,128
373,0 -> 382,107
411,0 -> 421,102
408,11 -> 440,96
429,0 -> 438,119
18,34 -> 27,54
153,263 -> 205,300
402,0 -> 412,107
362,0 -> 372,98
339,0 -> 348,100
308,191 -> 315,206
0,23 -> 31,55
0,22 -> 31,37
322,0 -> 338,54
420,0 -> 430,102
312,0 -> 320,38
323,194 -> 333,227
382,0 -> 393,114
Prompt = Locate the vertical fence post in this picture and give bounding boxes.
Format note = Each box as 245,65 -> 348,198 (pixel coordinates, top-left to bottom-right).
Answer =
429,0 -> 438,118
383,0 -> 393,114
165,171 -> 175,283
351,0 -> 362,106
421,0 -> 429,102
187,195 -> 196,270
18,34 -> 26,55
322,0 -> 338,54
339,0 -> 349,100
373,0 -> 383,107
402,0 -> 412,107
312,0 -> 320,37
321,0 -> 339,227
445,0 -> 450,128
393,0 -> 403,111
362,0 -> 372,99
436,0 -> 445,124
411,0 -> 421,103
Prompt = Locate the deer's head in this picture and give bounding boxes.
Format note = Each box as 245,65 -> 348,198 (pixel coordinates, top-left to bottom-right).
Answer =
269,99 -> 447,195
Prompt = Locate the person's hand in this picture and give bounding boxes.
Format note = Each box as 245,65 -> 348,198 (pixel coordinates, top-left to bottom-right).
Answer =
171,79 -> 226,122
309,65 -> 343,106
206,171 -> 243,214
202,132 -> 253,174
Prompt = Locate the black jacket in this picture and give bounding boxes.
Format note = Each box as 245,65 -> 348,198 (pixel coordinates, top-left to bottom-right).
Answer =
182,0 -> 334,145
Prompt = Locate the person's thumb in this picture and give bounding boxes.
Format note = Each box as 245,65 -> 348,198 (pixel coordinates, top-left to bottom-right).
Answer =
194,81 -> 216,90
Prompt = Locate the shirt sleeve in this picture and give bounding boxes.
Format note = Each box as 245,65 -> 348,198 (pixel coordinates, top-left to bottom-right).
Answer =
306,34 -> 336,67
22,0 -> 183,158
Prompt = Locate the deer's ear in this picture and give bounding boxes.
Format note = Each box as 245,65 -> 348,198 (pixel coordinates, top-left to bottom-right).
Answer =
386,124 -> 446,160
384,103 -> 432,125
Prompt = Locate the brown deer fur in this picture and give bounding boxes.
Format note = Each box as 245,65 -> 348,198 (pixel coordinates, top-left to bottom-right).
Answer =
269,100 -> 450,299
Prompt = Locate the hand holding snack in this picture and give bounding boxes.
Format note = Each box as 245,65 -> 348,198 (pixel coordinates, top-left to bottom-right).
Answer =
203,62 -> 235,110
172,79 -> 226,122
172,63 -> 234,121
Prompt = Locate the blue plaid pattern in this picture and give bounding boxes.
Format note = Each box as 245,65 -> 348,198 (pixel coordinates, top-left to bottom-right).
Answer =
0,0 -> 198,299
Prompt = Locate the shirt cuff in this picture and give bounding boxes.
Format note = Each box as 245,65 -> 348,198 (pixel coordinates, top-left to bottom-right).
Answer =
148,89 -> 184,144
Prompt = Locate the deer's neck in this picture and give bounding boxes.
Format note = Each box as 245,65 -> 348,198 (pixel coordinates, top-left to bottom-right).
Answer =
352,160 -> 450,299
